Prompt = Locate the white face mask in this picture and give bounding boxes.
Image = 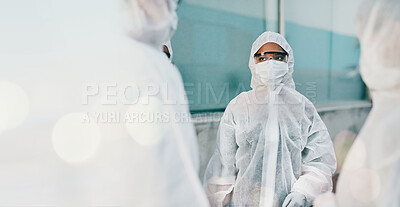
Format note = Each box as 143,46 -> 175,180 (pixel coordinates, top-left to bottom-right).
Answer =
254,60 -> 289,87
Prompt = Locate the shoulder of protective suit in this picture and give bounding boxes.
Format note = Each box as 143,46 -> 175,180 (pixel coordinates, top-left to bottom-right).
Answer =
287,88 -> 316,107
303,95 -> 317,108
229,91 -> 249,104
224,91 -> 250,112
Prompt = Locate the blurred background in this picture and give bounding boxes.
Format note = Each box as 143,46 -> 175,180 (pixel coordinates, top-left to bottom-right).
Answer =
171,0 -> 372,184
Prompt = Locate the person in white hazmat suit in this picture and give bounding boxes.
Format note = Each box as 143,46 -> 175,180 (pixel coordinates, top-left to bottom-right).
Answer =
0,0 -> 209,206
314,0 -> 400,207
204,31 -> 337,207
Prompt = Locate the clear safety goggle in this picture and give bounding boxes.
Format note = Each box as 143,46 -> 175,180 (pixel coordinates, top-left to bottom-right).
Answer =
254,52 -> 288,63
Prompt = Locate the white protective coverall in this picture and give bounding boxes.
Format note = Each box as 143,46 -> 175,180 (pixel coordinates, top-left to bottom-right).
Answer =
204,32 -> 337,207
314,0 -> 400,206
0,0 -> 209,206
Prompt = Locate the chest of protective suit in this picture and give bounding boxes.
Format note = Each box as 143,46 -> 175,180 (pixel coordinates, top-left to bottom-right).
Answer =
233,100 -> 306,161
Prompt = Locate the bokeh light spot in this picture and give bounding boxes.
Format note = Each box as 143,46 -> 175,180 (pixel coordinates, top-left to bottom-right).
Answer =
52,113 -> 101,163
349,168 -> 381,203
0,81 -> 30,134
125,96 -> 168,146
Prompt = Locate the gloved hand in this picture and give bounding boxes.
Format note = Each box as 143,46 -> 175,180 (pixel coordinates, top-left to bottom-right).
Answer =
282,192 -> 307,207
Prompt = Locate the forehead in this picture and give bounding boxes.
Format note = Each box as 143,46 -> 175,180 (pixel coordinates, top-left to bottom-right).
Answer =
256,42 -> 286,54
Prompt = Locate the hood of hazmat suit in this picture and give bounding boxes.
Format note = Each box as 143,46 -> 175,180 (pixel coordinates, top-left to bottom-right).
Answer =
315,0 -> 400,207
203,31 -> 337,207
124,0 -> 178,49
0,0 -> 209,206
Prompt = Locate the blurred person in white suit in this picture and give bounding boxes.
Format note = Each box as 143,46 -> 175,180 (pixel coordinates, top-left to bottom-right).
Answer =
314,0 -> 400,206
0,0 -> 209,206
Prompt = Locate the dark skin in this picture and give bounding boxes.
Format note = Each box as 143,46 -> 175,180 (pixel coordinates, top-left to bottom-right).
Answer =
255,42 -> 288,63
163,45 -> 171,59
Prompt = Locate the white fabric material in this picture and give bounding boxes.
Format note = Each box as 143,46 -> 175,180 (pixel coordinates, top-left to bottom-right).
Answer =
124,0 -> 178,49
204,31 -> 336,207
387,158 -> 400,207
254,60 -> 289,90
314,0 -> 400,207
282,192 -> 307,207
0,0 -> 208,206
165,40 -> 174,60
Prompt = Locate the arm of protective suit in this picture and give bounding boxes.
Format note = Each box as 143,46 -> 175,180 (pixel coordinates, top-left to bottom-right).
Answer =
204,105 -> 238,207
291,103 -> 337,206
